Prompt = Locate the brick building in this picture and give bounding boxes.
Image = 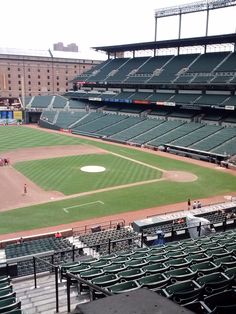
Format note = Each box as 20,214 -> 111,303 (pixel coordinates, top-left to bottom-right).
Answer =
0,48 -> 103,100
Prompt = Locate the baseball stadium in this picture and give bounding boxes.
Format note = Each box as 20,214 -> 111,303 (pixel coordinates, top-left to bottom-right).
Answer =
1,1 -> 236,313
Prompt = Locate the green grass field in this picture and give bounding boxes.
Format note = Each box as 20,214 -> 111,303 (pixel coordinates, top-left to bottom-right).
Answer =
0,126 -> 236,234
14,154 -> 161,195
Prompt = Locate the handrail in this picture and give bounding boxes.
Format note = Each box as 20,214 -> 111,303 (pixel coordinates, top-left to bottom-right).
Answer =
72,218 -> 125,236
65,272 -> 112,313
33,255 -> 59,313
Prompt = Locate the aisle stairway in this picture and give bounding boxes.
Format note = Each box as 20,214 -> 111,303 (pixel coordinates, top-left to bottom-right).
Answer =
12,273 -> 89,314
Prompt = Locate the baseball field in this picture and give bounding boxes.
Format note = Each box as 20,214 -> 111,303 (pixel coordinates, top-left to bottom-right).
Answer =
0,125 -> 236,235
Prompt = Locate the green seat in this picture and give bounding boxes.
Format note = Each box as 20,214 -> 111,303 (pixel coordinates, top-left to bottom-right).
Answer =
80,257 -> 99,265
0,287 -> 15,301
0,277 -> 10,284
117,251 -> 134,257
80,269 -> 104,280
91,274 -> 119,287
113,256 -> 131,264
162,280 -> 203,305
60,261 -> 80,271
143,262 -> 169,274
91,260 -> 112,269
183,300 -> 212,313
103,264 -> 127,274
125,259 -> 148,269
0,283 -> 12,291
166,258 -> 191,269
165,267 -> 197,283
204,289 -> 236,313
166,251 -> 188,259
190,261 -> 220,276
138,273 -> 169,290
3,310 -> 23,314
100,253 -> 117,261
224,266 -> 236,279
132,252 -> 149,260
118,268 -> 145,281
146,254 -> 168,264
107,280 -> 140,294
184,247 -> 206,255
187,253 -> 211,264
69,264 -> 91,274
0,297 -> 21,314
206,248 -> 231,258
196,272 -> 232,295
214,255 -> 236,269
132,247 -> 150,253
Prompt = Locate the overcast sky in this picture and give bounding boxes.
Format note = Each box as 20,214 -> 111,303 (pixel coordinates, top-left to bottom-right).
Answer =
1,0 -> 235,53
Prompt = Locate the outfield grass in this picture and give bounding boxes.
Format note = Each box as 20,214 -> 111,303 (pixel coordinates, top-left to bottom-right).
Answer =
14,154 -> 161,195
0,126 -> 235,234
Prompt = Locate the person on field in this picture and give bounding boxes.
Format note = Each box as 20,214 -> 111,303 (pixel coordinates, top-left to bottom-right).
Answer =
23,183 -> 27,195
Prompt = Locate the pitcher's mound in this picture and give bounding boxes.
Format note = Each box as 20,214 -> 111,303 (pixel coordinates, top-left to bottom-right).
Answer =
80,166 -> 106,173
163,171 -> 198,182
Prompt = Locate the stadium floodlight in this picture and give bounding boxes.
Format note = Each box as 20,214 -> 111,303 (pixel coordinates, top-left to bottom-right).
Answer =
155,0 -> 236,17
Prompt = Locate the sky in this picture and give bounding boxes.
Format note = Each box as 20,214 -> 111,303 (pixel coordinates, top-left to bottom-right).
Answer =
0,0 -> 236,55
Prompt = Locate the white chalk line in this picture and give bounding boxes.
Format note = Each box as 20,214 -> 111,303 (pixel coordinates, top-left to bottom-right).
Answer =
63,200 -> 104,213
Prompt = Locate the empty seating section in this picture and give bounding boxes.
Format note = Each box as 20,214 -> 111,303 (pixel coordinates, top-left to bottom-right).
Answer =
147,93 -> 174,102
148,122 -> 202,147
99,116 -> 143,137
148,54 -> 199,84
79,228 -> 138,255
171,124 -> 222,147
61,228 -> 236,312
129,92 -> 152,100
216,52 -> 236,72
188,52 -> 230,73
191,127 -> 236,152
68,100 -> 87,109
131,120 -> 184,145
223,95 -> 236,106
52,96 -> 67,108
75,114 -> 127,134
31,95 -> 53,108
55,111 -> 87,129
126,55 -> 173,84
212,138 -> 236,156
73,60 -> 111,81
72,112 -> 104,129
0,276 -> 21,312
110,119 -> 163,142
107,57 -> 149,83
112,91 -> 135,100
40,111 -> 57,123
193,94 -> 228,106
5,237 -> 72,259
88,58 -> 129,82
169,93 -> 200,104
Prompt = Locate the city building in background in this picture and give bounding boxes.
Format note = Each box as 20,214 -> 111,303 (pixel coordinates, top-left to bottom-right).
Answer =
53,42 -> 79,52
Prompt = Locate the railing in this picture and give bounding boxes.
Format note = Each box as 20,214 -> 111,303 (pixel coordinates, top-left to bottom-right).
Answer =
33,255 -> 60,313
72,218 -> 125,236
65,272 -> 112,313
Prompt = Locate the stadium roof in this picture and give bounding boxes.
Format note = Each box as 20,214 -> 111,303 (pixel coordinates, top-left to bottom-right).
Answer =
92,33 -> 236,54
0,47 -> 106,61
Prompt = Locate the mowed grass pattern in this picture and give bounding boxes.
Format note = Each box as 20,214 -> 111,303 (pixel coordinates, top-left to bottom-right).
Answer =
14,154 -> 162,195
0,126 -> 236,234
0,126 -> 82,152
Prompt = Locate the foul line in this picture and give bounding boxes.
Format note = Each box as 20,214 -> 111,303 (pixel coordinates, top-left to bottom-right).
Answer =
63,200 -> 104,213
110,152 -> 165,172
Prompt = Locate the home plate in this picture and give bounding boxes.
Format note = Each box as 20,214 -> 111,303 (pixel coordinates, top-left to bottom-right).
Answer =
80,166 -> 106,173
